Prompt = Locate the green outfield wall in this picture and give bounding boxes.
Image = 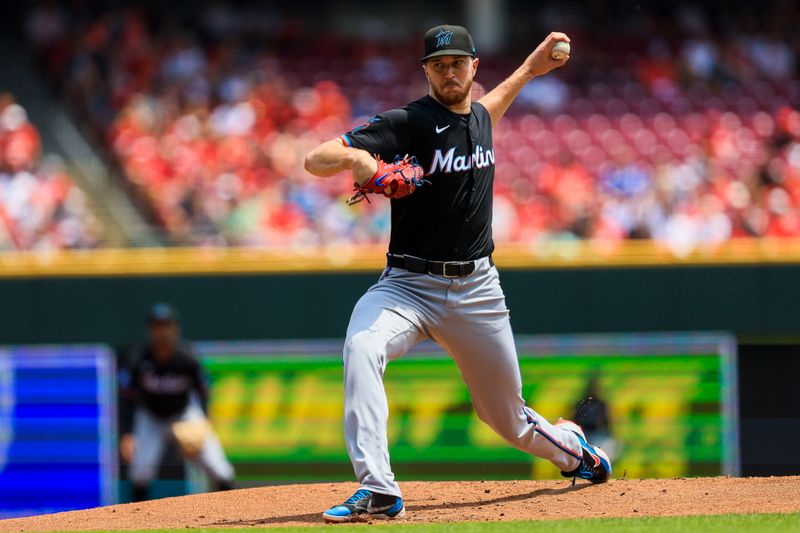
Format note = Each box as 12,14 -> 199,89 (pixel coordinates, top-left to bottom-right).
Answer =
1,264 -> 799,345
196,334 -> 736,482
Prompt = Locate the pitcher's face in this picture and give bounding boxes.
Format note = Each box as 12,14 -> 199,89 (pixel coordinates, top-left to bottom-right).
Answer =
424,55 -> 479,106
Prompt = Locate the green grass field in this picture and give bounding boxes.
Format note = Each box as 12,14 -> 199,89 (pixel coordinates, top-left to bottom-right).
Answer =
86,513 -> 800,533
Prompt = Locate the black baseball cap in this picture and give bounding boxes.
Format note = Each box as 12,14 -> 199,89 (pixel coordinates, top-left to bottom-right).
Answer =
147,303 -> 179,324
421,25 -> 476,62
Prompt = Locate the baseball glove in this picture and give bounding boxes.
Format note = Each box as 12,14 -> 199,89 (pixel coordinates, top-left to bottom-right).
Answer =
347,155 -> 428,205
171,419 -> 210,458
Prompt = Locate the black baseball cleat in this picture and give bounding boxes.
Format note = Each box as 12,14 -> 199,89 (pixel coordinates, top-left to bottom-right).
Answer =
556,420 -> 612,483
322,488 -> 405,522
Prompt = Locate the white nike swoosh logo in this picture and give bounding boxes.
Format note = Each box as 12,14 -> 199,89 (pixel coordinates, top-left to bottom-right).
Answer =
435,125 -> 450,133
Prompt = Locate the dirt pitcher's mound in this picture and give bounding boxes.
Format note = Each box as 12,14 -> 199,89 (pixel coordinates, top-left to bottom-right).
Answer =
2,477 -> 799,531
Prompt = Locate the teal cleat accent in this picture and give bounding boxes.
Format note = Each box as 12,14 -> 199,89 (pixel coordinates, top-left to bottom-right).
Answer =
322,489 -> 405,523
556,419 -> 612,483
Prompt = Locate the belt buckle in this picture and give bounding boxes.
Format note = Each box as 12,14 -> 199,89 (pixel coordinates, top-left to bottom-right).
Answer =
442,261 -> 464,278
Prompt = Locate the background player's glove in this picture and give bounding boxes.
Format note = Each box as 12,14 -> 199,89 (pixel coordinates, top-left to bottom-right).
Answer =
120,433 -> 136,464
348,155 -> 427,205
171,419 -> 210,458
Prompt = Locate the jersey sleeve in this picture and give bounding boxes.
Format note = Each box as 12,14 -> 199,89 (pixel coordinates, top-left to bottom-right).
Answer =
339,108 -> 409,161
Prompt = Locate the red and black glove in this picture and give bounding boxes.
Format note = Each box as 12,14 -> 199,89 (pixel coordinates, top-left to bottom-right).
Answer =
347,155 -> 428,205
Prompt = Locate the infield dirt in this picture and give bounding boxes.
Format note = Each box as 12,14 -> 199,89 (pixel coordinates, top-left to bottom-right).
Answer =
1,476 -> 799,531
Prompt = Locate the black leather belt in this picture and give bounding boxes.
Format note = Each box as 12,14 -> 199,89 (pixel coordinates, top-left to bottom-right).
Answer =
386,254 -> 494,278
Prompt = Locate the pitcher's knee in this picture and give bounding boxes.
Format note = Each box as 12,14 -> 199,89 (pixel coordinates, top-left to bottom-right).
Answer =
343,332 -> 384,370
497,425 -> 527,446
478,412 -> 526,446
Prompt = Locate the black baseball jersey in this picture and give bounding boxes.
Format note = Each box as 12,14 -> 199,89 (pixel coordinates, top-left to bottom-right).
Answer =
341,95 -> 495,261
119,343 -> 208,432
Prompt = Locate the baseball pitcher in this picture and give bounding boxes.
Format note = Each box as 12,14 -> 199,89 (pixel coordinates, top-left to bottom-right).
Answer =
119,303 -> 235,502
305,25 -> 611,523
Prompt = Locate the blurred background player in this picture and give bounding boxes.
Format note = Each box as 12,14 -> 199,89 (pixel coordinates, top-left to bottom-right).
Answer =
119,303 -> 235,501
572,375 -> 619,461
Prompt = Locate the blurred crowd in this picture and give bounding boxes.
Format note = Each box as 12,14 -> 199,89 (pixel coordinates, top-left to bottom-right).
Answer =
0,94 -> 101,250
25,0 -> 800,250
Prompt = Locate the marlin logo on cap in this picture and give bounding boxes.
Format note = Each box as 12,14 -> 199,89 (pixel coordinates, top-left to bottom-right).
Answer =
421,25 -> 476,62
435,29 -> 454,48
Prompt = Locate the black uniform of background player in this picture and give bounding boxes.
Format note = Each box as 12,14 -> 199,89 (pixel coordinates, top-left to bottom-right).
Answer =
119,343 -> 209,433
119,303 -> 234,502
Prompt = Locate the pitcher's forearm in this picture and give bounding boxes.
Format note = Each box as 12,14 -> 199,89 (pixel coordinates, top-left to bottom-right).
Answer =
479,66 -> 534,128
304,139 -> 355,176
304,139 -> 378,184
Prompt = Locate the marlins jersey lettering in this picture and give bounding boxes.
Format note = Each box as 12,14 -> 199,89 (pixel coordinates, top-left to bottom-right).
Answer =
340,95 -> 495,261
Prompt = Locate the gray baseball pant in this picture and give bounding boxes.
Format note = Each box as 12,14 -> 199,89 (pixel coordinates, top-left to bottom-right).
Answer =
343,256 -> 583,497
129,402 -> 235,485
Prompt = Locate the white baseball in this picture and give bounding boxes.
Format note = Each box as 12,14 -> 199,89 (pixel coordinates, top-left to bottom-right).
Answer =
550,41 -> 570,60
